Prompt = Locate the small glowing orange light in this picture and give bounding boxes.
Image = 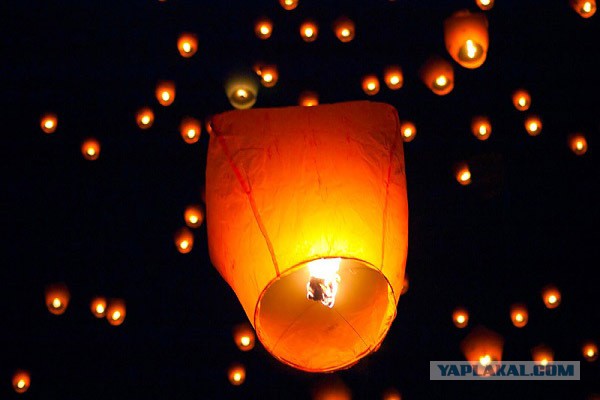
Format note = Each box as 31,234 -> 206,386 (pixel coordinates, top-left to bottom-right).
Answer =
90,297 -> 107,318
361,75 -> 380,96
382,387 -> 402,400
471,116 -> 492,140
298,90 -> 319,106
81,138 -> 101,161
460,325 -> 504,370
542,285 -> 561,309
279,0 -> 298,10
12,370 -> 31,394
512,89 -> 531,111
156,80 -> 176,106
174,226 -> 194,254
256,64 -> 279,88
384,65 -> 404,90
401,275 -> 409,295
233,323 -> 256,351
136,107 -> 154,129
571,0 -> 597,17
525,115 -> 542,136
509,303 -> 528,328
400,121 -> 416,143
179,117 -> 201,144
582,341 -> 598,362
454,162 -> 472,185
106,298 -> 126,326
475,0 -> 494,10
228,363 -> 246,386
333,17 -> 355,43
177,32 -> 198,57
255,18 -> 273,40
300,20 -> 318,42
45,283 -> 70,315
420,56 -> 454,95
40,113 -> 58,134
568,133 -> 588,155
531,344 -> 554,365
184,204 -> 204,228
453,307 -> 469,328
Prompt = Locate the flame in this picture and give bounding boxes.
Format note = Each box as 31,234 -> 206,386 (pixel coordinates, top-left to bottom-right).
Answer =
306,258 -> 341,308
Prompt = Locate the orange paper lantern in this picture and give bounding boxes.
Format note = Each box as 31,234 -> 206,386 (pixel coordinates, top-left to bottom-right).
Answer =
177,32 -> 198,57
444,10 -> 489,69
419,56 -> 454,95
333,16 -> 355,43
475,0 -> 494,10
184,204 -> 204,228
156,80 -> 176,106
382,387 -> 402,400
180,117 -> 201,144
298,90 -> 319,106
384,65 -> 404,90
45,282 -> 70,315
106,298 -> 126,326
400,121 -> 416,142
460,325 -> 504,367
40,113 -> 58,134
136,107 -> 154,129
512,89 -> 531,111
256,64 -> 279,88
233,322 -> 256,351
509,303 -> 528,328
279,0 -> 298,10
174,226 -> 194,254
582,341 -> 598,362
255,18 -> 273,40
12,370 -> 31,394
471,116 -> 492,140
206,101 -> 408,372
531,344 -> 554,365
81,138 -> 101,161
454,162 -> 472,185
300,20 -> 319,42
453,307 -> 469,328
90,296 -> 107,318
542,285 -> 561,309
228,363 -> 246,386
225,73 -> 258,110
568,133 -> 588,155
571,0 -> 596,17
524,115 -> 542,136
362,74 -> 380,96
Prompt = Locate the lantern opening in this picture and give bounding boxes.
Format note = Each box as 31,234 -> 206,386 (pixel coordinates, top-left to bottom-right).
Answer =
306,257 -> 341,308
458,40 -> 484,63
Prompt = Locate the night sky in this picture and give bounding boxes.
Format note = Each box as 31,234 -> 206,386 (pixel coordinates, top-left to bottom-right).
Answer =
3,1 -> 599,399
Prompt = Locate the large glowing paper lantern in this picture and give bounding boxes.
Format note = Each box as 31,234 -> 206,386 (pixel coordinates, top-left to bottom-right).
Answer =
419,56 -> 454,95
444,10 -> 489,69
206,101 -> 408,372
45,282 -> 70,315
40,113 -> 58,134
460,325 -> 504,366
571,0 -> 596,18
177,32 -> 198,58
12,370 -> 31,394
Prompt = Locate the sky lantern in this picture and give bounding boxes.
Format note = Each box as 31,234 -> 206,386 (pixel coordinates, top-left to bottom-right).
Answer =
174,226 -> 194,254
509,303 -> 528,328
40,113 -> 57,134
225,72 -> 258,110
512,89 -> 531,111
362,74 -> 380,96
228,363 -> 246,386
452,307 -> 469,328
81,138 -> 101,161
233,322 -> 256,351
419,55 -> 454,95
401,275 -> 409,295
12,370 -> 31,394
460,325 -> 504,368
568,133 -> 588,155
582,341 -> 598,362
106,298 -> 126,326
180,116 -> 201,144
454,162 -> 472,185
400,121 -> 416,142
444,10 -> 489,69
475,0 -> 494,10
279,0 -> 298,10
471,116 -> 492,140
382,387 -> 402,400
333,16 -> 355,43
298,90 -> 319,106
90,296 -> 107,318
136,107 -> 154,130
300,20 -> 319,42
177,32 -> 198,57
531,344 -> 554,366
255,64 -> 279,88
155,80 -> 176,106
524,115 -> 542,136
184,204 -> 204,228
312,376 -> 352,400
571,0 -> 597,17
45,282 -> 70,315
206,101 -> 408,372
255,17 -> 273,40
542,285 -> 561,309
384,65 -> 404,90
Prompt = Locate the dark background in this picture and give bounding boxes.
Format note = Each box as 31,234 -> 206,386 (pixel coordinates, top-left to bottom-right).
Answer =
2,1 -> 599,399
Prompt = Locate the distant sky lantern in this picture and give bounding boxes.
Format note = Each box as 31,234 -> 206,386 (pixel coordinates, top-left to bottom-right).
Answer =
568,133 -> 588,155
256,64 -> 279,88
12,370 -> 31,394
509,303 -> 528,328
255,17 -> 273,40
106,298 -> 126,326
174,226 -> 194,254
233,322 -> 256,351
155,80 -> 176,106
40,113 -> 58,134
531,344 -> 554,366
571,0 -> 597,17
524,115 -> 542,136
136,107 -> 154,130
179,117 -> 201,144
225,72 -> 258,110
444,10 -> 489,69
312,376 -> 352,400
279,0 -> 298,11
419,55 -> 454,95
206,101 -> 408,372
300,20 -> 318,42
177,32 -> 198,57
471,115 -> 492,140
400,121 -> 416,142
475,0 -> 494,10
81,138 -> 101,161
542,285 -> 561,309
298,90 -> 319,106
382,387 -> 402,400
512,89 -> 531,111
401,275 -> 409,295
184,204 -> 204,228
45,282 -> 70,315
362,74 -> 380,96
454,162 -> 472,185
452,307 -> 469,328
582,341 -> 598,362
460,325 -> 504,368
228,363 -> 246,386
384,65 -> 404,90
90,297 -> 107,318
333,16 -> 355,43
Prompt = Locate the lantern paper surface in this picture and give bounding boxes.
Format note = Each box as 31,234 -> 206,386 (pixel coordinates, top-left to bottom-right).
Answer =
206,100 -> 408,372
